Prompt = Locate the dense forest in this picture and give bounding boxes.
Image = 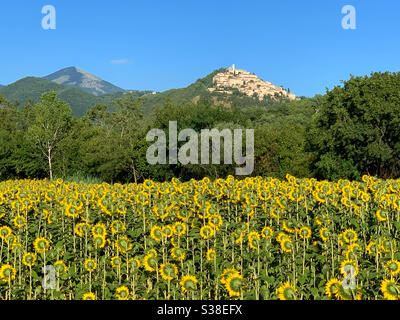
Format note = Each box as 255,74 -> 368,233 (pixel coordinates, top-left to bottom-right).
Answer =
1,71 -> 400,183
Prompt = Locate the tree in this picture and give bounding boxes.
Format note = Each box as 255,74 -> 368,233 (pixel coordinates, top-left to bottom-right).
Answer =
307,72 -> 400,180
27,91 -> 71,180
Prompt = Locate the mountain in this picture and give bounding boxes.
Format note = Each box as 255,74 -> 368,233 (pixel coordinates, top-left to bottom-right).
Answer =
43,66 -> 125,96
0,77 -> 102,116
0,77 -> 152,117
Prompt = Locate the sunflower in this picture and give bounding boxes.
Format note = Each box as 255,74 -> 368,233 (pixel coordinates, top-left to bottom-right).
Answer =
276,232 -> 289,243
162,225 -> 174,238
247,231 -> 260,249
82,292 -> 96,300
64,204 -> 81,218
200,225 -> 215,240
208,214 -> 223,230
381,279 -> 400,300
261,226 -> 273,239
33,237 -> 50,254
13,215 -> 26,228
325,278 -> 341,298
111,220 -> 126,234
282,220 -> 296,234
220,268 -> 239,285
116,286 -> 130,300
0,226 -> 12,240
171,247 -> 186,261
342,229 -> 358,243
159,263 -> 178,281
366,241 -> 380,256
172,222 -> 186,236
150,225 -> 162,242
84,258 -> 97,272
340,259 -> 358,277
91,223 -> 107,238
376,209 -> 388,222
319,227 -> 330,242
206,248 -> 216,261
180,275 -> 198,293
225,272 -> 243,297
115,236 -> 133,253
280,238 -> 294,253
22,252 -> 37,267
54,260 -> 68,274
75,222 -> 89,237
111,256 -> 122,269
298,226 -> 311,239
128,257 -> 141,270
379,238 -> 396,253
146,249 -> 158,257
0,264 -> 16,282
143,253 -> 157,272
277,282 -> 297,300
385,259 -> 400,276
93,235 -> 106,249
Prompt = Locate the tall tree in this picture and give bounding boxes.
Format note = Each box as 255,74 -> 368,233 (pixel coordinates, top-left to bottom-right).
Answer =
27,91 -> 72,179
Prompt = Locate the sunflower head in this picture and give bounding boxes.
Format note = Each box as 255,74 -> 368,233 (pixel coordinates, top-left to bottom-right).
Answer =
206,248 -> 217,261
277,282 -> 296,300
84,258 -> 97,272
33,237 -> 50,254
159,263 -> 178,281
180,275 -> 198,293
0,264 -> 16,281
111,256 -> 122,269
200,225 -> 215,240
325,278 -> 341,298
54,260 -> 68,274
116,286 -> 130,300
82,292 -> 96,300
298,226 -> 311,239
150,226 -> 162,242
171,247 -> 186,261
225,272 -> 243,297
115,236 -> 132,253
143,254 -> 157,272
342,229 -> 358,243
280,238 -> 294,253
22,252 -> 37,267
385,260 -> 400,276
381,279 -> 400,300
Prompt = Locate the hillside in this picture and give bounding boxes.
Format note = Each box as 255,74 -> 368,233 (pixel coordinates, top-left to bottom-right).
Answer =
140,67 -> 295,113
44,67 -> 125,96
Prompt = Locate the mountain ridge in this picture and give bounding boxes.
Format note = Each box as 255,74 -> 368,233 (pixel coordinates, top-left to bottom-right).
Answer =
43,66 -> 125,96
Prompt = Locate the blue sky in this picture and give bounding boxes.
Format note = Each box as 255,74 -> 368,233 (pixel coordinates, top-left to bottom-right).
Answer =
1,0 -> 400,97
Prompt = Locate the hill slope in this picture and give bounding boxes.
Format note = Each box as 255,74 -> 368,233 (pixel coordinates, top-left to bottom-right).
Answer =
43,67 -> 125,96
140,67 -> 294,113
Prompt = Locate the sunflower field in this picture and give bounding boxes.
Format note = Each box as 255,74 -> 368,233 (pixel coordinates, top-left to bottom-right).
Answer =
1,174 -> 400,300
